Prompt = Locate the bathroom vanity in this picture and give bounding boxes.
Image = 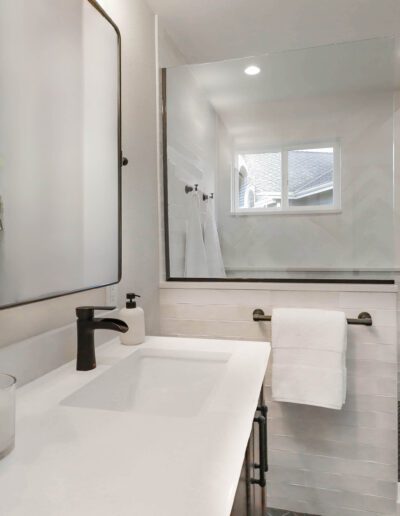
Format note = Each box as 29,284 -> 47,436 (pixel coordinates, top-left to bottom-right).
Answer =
0,336 -> 270,516
231,389 -> 268,516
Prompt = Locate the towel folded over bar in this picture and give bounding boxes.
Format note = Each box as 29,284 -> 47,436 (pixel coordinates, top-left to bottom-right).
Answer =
271,308 -> 347,410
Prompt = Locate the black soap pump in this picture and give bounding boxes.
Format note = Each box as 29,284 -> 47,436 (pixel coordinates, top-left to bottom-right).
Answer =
119,293 -> 145,345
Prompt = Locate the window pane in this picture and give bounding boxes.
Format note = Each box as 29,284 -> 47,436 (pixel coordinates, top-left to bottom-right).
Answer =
238,152 -> 282,209
288,148 -> 334,207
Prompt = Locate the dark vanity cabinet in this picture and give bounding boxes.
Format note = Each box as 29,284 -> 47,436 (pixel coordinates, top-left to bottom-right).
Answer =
231,390 -> 268,516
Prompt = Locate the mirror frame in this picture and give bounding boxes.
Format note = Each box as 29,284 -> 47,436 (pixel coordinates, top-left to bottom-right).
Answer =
161,68 -> 393,285
0,0 -> 123,310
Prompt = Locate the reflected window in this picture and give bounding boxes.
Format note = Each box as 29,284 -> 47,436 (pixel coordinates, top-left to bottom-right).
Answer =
238,166 -> 248,207
237,152 -> 282,209
288,148 -> 334,207
245,187 -> 255,208
235,143 -> 339,213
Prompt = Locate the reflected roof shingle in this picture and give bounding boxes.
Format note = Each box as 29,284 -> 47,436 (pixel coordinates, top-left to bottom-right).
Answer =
241,150 -> 333,201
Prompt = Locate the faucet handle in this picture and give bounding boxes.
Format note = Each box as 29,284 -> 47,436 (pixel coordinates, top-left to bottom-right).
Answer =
76,306 -> 116,320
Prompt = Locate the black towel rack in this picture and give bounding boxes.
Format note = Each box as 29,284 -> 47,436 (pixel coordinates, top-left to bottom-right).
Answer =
252,308 -> 372,326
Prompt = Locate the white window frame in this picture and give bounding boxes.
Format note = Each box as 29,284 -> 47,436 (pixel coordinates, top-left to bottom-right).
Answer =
231,141 -> 341,216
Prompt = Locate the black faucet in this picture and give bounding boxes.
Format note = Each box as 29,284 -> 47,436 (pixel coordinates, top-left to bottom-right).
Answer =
75,306 -> 129,371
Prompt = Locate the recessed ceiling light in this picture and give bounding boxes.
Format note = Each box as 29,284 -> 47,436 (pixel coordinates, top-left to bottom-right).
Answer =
244,65 -> 260,76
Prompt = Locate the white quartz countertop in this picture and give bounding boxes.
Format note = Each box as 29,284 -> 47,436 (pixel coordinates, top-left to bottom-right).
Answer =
0,336 -> 270,516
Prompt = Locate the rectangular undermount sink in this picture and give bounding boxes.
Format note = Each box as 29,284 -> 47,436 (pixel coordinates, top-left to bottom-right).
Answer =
61,348 -> 231,417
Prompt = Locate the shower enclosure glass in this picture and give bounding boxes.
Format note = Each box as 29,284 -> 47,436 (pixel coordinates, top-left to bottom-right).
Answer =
162,36 -> 400,282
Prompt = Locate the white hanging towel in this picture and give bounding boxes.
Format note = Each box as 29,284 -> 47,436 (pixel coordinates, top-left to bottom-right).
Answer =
203,200 -> 226,278
184,192 -> 208,277
271,308 -> 347,410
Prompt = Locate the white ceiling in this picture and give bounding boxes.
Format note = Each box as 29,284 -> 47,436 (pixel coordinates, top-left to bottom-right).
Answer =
148,0 -> 400,64
180,36 -> 400,149
189,37 -> 399,105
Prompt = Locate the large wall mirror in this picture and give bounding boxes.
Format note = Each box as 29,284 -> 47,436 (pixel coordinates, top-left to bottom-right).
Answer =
0,0 -> 121,308
162,36 -> 400,283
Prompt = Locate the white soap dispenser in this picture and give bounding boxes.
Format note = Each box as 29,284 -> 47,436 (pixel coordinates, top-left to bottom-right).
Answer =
119,293 -> 145,346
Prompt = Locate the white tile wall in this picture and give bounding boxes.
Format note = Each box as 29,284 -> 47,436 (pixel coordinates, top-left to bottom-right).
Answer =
394,275 -> 400,396
160,284 -> 398,516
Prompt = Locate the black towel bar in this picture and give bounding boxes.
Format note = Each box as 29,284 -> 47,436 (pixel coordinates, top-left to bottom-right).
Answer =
252,308 -> 372,326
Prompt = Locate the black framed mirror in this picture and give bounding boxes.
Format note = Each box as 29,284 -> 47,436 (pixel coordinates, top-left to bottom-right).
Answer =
0,0 -> 124,309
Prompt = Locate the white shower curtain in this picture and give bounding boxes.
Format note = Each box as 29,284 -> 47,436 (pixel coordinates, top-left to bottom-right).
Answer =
184,192 -> 208,277
203,200 -> 226,277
